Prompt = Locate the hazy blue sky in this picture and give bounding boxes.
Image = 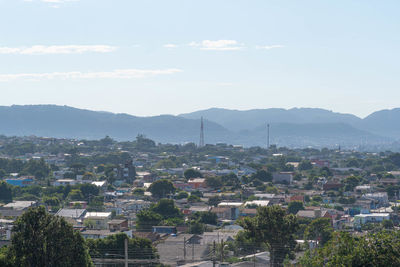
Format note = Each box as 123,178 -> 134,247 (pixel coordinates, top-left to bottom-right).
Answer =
0,0 -> 399,117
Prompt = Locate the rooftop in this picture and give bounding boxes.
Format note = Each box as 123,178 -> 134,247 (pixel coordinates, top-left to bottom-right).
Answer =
56,208 -> 86,218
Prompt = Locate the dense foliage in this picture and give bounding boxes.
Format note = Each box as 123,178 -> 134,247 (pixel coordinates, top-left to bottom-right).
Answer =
239,205 -> 299,267
300,230 -> 400,266
87,232 -> 158,260
2,206 -> 92,267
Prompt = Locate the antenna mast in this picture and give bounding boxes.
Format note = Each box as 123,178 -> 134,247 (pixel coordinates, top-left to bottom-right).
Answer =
199,117 -> 205,147
267,123 -> 270,149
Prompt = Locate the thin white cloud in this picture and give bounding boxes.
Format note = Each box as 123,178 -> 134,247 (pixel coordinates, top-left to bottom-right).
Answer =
164,44 -> 178,48
189,40 -> 244,51
40,0 -> 79,3
23,0 -> 80,8
23,0 -> 79,3
0,45 -> 117,55
256,45 -> 285,50
0,69 -> 183,82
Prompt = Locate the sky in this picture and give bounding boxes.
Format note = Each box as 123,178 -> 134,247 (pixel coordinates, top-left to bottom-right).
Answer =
0,0 -> 399,118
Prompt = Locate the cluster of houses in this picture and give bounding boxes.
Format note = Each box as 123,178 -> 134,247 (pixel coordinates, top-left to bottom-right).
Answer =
1,136 -> 400,266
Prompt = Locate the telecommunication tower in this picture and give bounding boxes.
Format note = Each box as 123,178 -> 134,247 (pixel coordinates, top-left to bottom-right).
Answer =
199,117 -> 205,147
267,123 -> 270,149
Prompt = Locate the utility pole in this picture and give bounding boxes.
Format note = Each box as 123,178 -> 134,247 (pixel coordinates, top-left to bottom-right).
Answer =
267,123 -> 270,149
184,237 -> 186,262
213,241 -> 216,267
124,238 -> 128,267
220,239 -> 224,263
253,247 -> 256,267
192,238 -> 195,261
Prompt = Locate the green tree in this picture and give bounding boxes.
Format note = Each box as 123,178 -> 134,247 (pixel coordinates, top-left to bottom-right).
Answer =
382,219 -> 394,229
221,173 -> 241,187
193,211 -> 218,225
42,196 -> 60,207
135,135 -> 156,150
184,168 -> 202,180
189,221 -> 205,234
304,217 -> 333,246
136,210 -> 162,231
22,158 -> 51,179
148,179 -> 176,198
150,199 -> 182,219
87,196 -> 104,212
79,183 -> 100,199
300,231 -> 400,267
0,181 -> 12,203
298,160 -> 313,171
87,233 -> 157,260
343,175 -> 361,191
287,201 -> 304,215
99,135 -> 114,146
176,191 -> 189,199
239,205 -> 299,267
206,176 -> 222,189
188,194 -> 201,202
68,189 -> 84,200
208,195 -> 222,206
6,206 -> 92,267
252,170 -> 272,182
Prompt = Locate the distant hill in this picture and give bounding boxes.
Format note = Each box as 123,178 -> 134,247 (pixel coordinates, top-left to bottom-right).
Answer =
362,108 -> 400,139
0,105 -> 397,148
0,105 -> 230,144
239,122 -> 387,148
179,108 -> 362,132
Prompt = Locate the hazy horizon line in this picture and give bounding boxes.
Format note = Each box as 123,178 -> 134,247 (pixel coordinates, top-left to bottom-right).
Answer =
1,103 -> 398,120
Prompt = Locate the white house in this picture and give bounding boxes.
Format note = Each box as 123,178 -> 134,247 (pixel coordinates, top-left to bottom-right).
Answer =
353,213 -> 390,228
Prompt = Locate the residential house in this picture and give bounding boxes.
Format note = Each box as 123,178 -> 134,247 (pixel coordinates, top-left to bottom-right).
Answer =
363,192 -> 389,208
289,195 -> 305,203
91,181 -> 107,189
240,208 -> 257,217
56,208 -> 87,225
323,180 -> 343,191
53,179 -> 77,186
353,213 -> 390,229
217,202 -> 242,220
244,200 -> 270,207
2,201 -> 37,211
152,226 -> 176,234
5,177 -> 34,187
84,212 -> 112,229
272,172 -> 293,184
81,229 -> 132,239
0,219 -> 13,241
108,219 -> 128,231
211,207 -> 233,221
311,160 -> 330,168
188,178 -> 207,189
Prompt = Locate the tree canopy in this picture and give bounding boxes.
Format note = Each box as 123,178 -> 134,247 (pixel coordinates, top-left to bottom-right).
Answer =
304,217 -> 333,246
136,210 -> 163,231
300,230 -> 400,267
287,201 -> 304,215
87,232 -> 157,260
184,168 -> 202,179
239,205 -> 299,267
0,181 -> 12,203
148,179 -> 176,198
5,206 -> 92,267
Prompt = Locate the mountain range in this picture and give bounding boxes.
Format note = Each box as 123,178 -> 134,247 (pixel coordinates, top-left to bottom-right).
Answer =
0,105 -> 399,149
